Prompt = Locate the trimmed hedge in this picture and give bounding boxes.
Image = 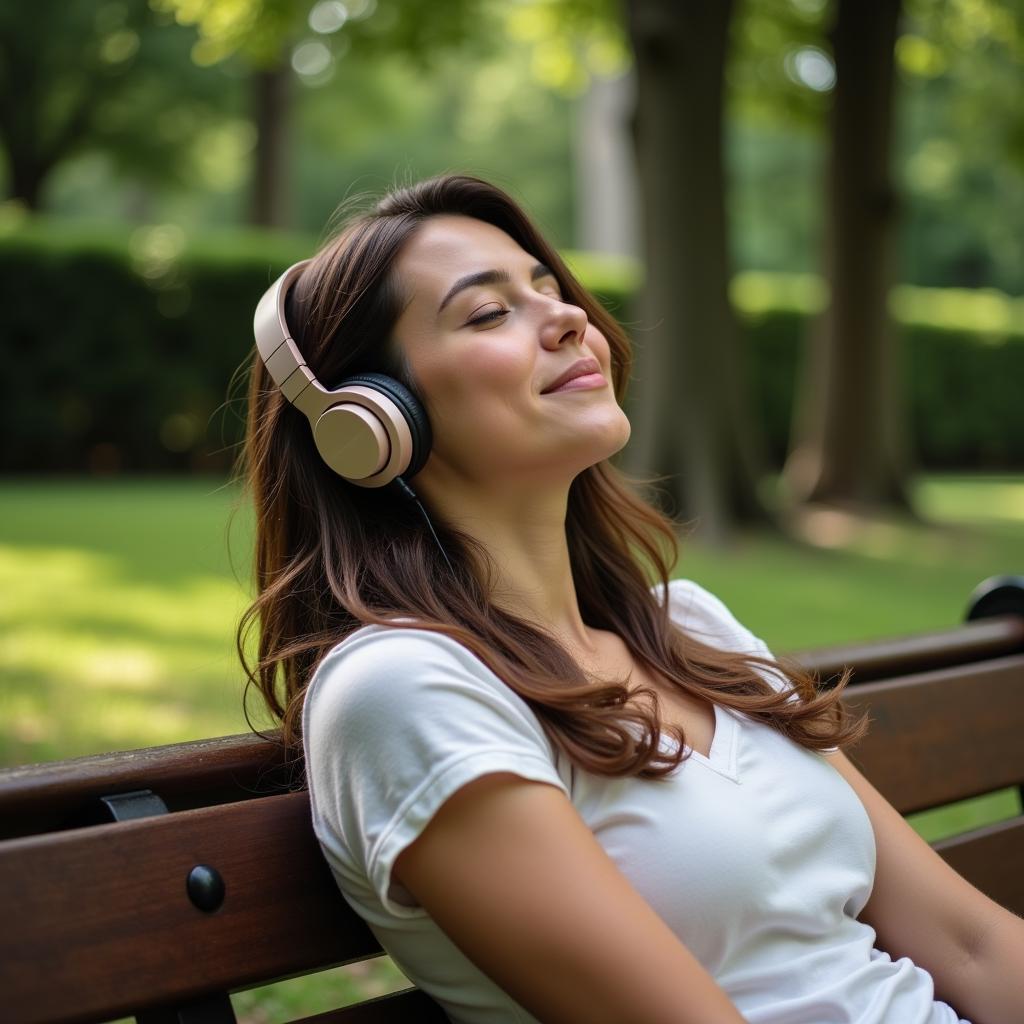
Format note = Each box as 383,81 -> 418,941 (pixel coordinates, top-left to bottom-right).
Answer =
0,224 -> 309,474
1,223 -> 1021,473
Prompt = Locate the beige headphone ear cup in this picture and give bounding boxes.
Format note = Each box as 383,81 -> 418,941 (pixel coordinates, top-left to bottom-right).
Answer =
314,372 -> 432,486
313,401 -> 391,481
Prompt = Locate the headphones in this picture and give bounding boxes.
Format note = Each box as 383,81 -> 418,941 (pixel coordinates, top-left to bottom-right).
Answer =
253,259 -> 432,489
253,259 -> 455,575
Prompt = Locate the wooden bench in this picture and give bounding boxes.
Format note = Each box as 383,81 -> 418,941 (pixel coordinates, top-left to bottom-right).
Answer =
1,575 -> 1022,1024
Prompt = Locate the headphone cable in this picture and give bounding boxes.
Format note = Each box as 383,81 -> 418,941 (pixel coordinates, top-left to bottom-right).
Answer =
392,476 -> 457,579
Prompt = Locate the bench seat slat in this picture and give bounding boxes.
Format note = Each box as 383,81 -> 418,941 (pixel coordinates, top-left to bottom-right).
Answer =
0,792 -> 380,1024
838,654 -> 1024,814
934,815 -> 1024,917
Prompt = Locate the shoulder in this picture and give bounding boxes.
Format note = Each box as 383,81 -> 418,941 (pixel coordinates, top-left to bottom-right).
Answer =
302,623 -> 554,764
307,624 -> 513,717
661,579 -> 805,707
310,623 -> 485,700
656,577 -> 768,656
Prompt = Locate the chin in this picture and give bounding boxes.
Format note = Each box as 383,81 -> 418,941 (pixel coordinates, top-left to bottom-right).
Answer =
585,416 -> 632,468
605,407 -> 632,448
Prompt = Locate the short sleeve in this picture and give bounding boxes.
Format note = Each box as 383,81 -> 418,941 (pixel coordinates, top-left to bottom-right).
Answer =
302,627 -> 569,917
662,578 -> 838,753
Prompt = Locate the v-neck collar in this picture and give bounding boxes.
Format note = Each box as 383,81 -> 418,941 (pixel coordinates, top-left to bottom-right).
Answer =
675,702 -> 741,784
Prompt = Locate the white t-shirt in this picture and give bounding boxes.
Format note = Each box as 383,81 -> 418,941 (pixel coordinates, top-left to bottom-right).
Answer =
302,577 -> 970,1024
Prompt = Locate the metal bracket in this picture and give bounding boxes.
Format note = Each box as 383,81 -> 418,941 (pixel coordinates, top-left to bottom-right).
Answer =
99,789 -> 170,822
95,789 -> 237,1024
136,992 -> 237,1024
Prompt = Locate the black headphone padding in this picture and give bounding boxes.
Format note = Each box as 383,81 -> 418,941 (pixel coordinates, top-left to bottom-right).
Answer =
332,372 -> 432,481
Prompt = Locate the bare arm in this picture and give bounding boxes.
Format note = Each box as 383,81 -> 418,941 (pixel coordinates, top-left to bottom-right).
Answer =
393,771 -> 746,1024
827,750 -> 1024,1024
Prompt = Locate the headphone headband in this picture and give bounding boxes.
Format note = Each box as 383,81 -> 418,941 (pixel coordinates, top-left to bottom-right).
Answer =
253,259 -> 329,415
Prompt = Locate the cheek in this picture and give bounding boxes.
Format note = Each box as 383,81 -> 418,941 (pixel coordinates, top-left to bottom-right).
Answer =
419,342 -> 532,430
433,345 -> 533,416
459,341 -> 532,387
590,329 -> 614,373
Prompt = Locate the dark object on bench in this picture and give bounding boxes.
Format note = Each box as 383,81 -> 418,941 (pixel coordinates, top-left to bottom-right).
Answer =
1,576 -> 1022,1024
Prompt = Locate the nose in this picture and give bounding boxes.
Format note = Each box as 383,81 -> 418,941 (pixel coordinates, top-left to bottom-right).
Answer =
539,296 -> 589,350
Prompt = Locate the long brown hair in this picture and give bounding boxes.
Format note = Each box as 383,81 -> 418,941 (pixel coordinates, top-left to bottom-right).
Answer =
232,172 -> 866,779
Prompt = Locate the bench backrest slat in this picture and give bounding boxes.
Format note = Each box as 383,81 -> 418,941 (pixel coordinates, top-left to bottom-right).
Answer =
0,792 -> 371,1024
933,815 -> 1024,916
839,654 -> 1024,814
792,613 -> 1024,684
0,733 -> 292,840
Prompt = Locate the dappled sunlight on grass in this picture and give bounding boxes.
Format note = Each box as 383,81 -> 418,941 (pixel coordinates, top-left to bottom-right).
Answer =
0,544 -> 111,600
779,503 -> 987,566
232,958 -> 410,1024
913,474 -> 1024,525
86,697 -> 196,748
2,626 -> 164,690
0,477 -> 267,765
1,543 -> 248,642
660,474 -> 1024,652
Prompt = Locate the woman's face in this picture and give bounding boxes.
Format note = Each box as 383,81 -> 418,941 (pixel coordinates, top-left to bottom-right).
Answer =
390,214 -> 631,491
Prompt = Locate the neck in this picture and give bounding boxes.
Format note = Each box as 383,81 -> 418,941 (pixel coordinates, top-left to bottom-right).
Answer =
413,469 -> 598,650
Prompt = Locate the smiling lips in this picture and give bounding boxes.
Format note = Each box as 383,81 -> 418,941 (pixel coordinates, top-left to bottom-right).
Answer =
542,357 -> 604,394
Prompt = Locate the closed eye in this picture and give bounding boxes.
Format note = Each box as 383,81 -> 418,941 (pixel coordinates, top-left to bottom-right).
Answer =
466,289 -> 565,327
468,307 -> 510,326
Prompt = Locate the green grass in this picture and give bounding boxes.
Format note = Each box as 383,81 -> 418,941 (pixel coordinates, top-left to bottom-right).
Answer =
0,476 -> 261,764
2,471 -> 1022,1022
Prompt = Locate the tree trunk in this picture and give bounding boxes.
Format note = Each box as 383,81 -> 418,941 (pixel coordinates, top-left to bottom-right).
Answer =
248,62 -> 292,229
621,0 -> 772,547
782,0 -> 914,512
573,68 -> 640,259
7,157 -> 46,210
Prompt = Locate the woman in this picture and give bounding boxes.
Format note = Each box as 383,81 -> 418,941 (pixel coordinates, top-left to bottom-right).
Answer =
238,173 -> 1023,1023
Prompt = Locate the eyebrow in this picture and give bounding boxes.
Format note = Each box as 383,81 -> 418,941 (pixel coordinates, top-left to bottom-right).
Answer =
436,262 -> 556,318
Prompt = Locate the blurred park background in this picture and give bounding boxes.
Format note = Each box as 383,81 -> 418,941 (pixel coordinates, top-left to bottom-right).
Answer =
1,0 -> 1023,1016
